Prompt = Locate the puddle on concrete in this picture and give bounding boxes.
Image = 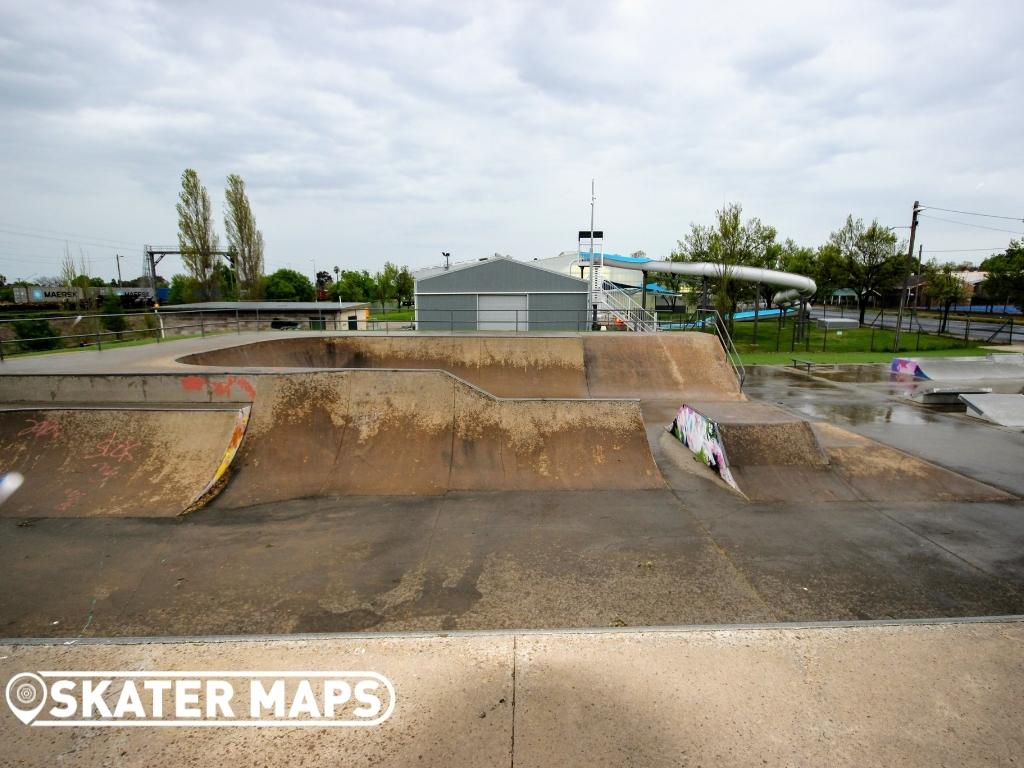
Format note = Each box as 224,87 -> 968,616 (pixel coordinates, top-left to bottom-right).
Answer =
811,365 -> 891,383
791,402 -> 944,426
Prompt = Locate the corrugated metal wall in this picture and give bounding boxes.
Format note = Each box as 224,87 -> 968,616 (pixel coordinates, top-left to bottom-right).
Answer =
415,258 -> 589,331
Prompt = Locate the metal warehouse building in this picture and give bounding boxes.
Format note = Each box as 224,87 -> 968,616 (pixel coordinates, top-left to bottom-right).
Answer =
414,257 -> 589,331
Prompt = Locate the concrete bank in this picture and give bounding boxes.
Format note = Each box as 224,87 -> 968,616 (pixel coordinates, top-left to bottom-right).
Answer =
2,618 -> 1021,766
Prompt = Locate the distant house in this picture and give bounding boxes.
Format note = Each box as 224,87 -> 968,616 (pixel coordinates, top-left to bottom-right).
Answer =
158,301 -> 371,333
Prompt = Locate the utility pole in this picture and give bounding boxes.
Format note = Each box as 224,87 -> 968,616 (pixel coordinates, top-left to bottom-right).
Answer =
589,179 -> 598,329
893,201 -> 921,352
115,253 -> 123,287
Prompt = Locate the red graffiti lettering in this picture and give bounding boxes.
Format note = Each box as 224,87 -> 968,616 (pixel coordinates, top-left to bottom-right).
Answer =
85,432 -> 140,464
91,462 -> 120,480
181,376 -> 206,392
210,376 -> 256,400
17,417 -> 60,440
56,488 -> 85,513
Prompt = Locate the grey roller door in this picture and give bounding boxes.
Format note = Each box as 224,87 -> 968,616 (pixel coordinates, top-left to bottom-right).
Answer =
478,294 -> 527,331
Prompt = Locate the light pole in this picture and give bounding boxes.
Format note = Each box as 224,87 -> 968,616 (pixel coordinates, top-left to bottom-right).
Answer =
311,258 -> 318,303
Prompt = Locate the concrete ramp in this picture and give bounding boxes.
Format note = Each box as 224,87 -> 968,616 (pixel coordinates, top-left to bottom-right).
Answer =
213,370 -> 662,508
583,334 -> 743,400
667,402 -> 1011,502
959,393 -> 1024,428
0,407 -> 250,517
178,333 -> 744,402
892,354 -> 1024,381
179,336 -> 589,398
668,401 -> 843,499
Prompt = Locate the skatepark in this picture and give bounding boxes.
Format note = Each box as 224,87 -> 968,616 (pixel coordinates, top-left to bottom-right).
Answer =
2,330 -> 1023,764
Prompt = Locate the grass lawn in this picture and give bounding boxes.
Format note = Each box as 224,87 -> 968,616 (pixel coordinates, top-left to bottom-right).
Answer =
739,348 -> 996,365
370,308 -> 414,321
701,318 -> 1000,366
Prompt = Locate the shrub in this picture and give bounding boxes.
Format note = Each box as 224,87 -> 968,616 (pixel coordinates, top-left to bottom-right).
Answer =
100,294 -> 128,339
11,318 -> 61,351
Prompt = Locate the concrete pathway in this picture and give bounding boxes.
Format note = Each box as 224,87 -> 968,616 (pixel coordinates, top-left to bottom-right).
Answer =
2,618 -> 1021,766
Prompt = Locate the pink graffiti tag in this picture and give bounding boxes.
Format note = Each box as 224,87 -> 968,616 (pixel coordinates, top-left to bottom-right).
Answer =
56,488 -> 85,513
17,417 -> 60,440
91,462 -> 121,481
85,432 -> 140,464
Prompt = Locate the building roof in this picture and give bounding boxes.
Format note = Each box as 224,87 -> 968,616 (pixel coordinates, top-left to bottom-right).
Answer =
416,256 -> 587,292
160,301 -> 369,312
953,271 -> 987,286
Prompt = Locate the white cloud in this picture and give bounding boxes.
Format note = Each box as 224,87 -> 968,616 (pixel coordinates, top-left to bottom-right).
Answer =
0,0 -> 1021,282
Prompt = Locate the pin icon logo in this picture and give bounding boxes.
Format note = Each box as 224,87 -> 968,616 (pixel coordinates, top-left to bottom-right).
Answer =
6,673 -> 47,725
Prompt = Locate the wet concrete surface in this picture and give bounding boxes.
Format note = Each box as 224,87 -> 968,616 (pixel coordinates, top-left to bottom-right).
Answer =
3,484 -> 1023,638
745,364 -> 1024,496
3,361 -> 1024,639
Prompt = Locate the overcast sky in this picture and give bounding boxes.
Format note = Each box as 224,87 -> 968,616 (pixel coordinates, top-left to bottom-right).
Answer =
1,0 -> 1022,283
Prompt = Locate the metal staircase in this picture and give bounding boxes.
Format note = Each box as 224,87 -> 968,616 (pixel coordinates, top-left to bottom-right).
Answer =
597,281 -> 659,333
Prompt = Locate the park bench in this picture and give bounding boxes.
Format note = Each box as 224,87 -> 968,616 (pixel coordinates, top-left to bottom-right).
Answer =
790,358 -> 815,372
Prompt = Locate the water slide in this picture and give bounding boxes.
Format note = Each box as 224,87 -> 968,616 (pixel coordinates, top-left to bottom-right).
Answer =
579,252 -> 817,306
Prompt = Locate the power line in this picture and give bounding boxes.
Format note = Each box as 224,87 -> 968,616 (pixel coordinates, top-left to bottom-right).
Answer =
920,204 -> 1023,222
0,222 -> 143,248
918,214 -> 1024,236
923,247 -> 1009,253
0,228 -> 143,252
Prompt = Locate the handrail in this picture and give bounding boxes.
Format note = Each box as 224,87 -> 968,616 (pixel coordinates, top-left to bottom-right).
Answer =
704,308 -> 746,389
599,281 -> 658,332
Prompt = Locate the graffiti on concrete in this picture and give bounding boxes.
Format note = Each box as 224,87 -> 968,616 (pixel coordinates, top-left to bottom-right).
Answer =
891,358 -> 927,378
181,375 -> 257,400
211,376 -> 256,400
17,417 -> 60,440
669,404 -> 738,491
187,406 -> 252,511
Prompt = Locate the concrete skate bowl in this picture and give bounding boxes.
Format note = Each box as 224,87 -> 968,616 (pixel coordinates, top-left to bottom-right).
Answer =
0,407 -> 250,517
666,401 -> 1013,503
176,333 -> 744,401
212,370 -> 663,508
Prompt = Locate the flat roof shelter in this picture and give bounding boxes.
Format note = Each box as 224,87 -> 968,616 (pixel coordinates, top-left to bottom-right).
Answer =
158,301 -> 371,333
414,257 -> 589,332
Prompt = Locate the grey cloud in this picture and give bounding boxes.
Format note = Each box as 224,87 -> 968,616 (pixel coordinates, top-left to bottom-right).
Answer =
0,0 -> 1022,280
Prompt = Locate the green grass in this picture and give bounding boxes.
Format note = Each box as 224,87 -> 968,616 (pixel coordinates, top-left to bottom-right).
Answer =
739,348 -> 996,365
370,309 -> 414,321
721,320 -> 980,355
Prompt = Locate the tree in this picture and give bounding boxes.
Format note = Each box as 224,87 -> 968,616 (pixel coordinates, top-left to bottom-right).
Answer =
12,318 -> 60,351
59,244 -> 79,306
213,260 -> 238,301
329,270 -> 375,302
177,168 -> 219,300
981,240 -> 1024,310
924,261 -> 968,333
373,262 -> 400,310
395,266 -> 415,306
672,203 -> 780,332
264,268 -> 314,301
224,174 -> 265,299
167,274 -> 201,305
827,215 -> 904,324
100,293 -> 128,339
